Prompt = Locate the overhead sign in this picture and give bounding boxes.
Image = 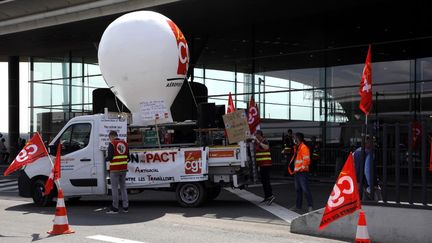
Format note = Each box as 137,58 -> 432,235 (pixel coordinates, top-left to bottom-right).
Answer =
125,147 -> 208,185
139,100 -> 173,125
99,118 -> 127,150
223,109 -> 250,144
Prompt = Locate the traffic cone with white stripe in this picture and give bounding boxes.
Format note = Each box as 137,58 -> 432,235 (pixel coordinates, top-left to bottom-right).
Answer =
48,189 -> 75,235
355,210 -> 370,243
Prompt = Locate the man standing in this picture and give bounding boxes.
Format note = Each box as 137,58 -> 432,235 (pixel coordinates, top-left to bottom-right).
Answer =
105,131 -> 129,214
255,130 -> 275,205
289,132 -> 313,212
282,129 -> 294,176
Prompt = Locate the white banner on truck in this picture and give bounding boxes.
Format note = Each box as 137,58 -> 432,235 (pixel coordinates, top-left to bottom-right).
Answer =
126,147 -> 208,185
99,118 -> 127,150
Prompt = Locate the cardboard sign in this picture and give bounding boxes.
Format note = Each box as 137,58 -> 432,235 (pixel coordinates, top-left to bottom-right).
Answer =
223,109 -> 250,143
99,118 -> 127,150
139,100 -> 173,125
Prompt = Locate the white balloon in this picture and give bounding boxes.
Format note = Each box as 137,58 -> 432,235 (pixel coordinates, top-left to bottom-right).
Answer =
98,11 -> 189,116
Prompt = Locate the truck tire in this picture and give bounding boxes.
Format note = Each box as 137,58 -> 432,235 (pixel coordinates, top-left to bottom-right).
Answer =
176,182 -> 206,207
31,178 -> 53,207
206,185 -> 222,201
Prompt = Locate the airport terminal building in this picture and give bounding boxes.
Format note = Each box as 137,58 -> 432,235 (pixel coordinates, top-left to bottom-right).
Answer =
0,0 -> 431,205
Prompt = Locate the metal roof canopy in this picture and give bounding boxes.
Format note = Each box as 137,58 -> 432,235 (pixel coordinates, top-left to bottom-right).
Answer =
0,0 -> 431,72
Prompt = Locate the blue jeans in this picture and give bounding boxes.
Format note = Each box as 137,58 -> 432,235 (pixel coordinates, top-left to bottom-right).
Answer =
294,172 -> 313,209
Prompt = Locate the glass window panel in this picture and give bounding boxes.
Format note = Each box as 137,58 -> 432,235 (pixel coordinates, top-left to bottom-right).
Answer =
72,86 -> 83,105
33,62 -> 52,81
291,105 -> 312,121
418,57 -> 432,80
87,75 -> 107,88
264,103 -> 288,119
327,64 -> 363,87
51,61 -> 69,80
234,94 -> 247,109
194,68 -> 204,78
374,60 -> 410,83
205,69 -> 234,81
34,83 -> 51,106
206,80 -> 234,96
85,63 -> 101,76
51,83 -> 68,107
71,61 -> 82,77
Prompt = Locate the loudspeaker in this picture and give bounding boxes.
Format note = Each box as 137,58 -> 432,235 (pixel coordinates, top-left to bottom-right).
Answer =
92,88 -> 130,114
171,82 -> 208,122
215,105 -> 225,128
197,103 -> 216,128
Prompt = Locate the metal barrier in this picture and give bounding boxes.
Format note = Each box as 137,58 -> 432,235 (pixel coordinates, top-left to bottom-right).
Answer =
266,121 -> 432,208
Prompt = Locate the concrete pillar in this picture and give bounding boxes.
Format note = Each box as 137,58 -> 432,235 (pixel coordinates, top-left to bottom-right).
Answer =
8,56 -> 19,161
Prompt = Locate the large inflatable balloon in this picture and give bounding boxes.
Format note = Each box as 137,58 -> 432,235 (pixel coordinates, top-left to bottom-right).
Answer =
98,11 -> 189,124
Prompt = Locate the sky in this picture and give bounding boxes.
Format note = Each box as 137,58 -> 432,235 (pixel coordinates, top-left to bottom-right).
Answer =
0,62 -> 29,134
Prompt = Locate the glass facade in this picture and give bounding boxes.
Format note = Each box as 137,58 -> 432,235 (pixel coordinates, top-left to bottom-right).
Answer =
30,56 -> 107,142
28,48 -> 432,183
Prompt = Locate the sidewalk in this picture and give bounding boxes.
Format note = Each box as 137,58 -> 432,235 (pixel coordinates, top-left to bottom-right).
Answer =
246,169 -> 335,215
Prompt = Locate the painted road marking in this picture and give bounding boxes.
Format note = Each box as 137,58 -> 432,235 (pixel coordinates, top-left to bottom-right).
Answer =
225,188 -> 300,224
87,235 -> 147,243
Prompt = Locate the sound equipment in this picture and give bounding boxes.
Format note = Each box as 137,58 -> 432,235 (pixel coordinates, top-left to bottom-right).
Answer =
197,103 -> 216,128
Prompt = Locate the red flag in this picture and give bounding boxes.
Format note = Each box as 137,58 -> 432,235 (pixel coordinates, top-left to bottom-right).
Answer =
248,96 -> 261,134
359,45 -> 372,115
3,133 -> 48,176
319,153 -> 361,230
411,120 -> 422,149
227,92 -> 235,113
44,143 -> 61,196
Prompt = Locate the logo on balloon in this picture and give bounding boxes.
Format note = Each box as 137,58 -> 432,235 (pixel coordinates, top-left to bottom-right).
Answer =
167,20 -> 189,76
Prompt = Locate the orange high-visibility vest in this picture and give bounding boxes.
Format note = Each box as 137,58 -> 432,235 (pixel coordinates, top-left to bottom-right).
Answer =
255,142 -> 272,167
288,142 -> 310,175
109,140 -> 129,172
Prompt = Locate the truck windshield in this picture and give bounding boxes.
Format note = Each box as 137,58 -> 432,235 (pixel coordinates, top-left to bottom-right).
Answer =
53,123 -> 92,155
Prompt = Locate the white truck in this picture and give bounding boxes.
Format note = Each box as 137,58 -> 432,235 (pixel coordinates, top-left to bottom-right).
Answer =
18,114 -> 250,207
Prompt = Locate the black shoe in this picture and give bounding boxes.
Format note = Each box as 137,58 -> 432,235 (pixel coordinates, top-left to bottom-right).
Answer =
266,196 -> 275,206
260,197 -> 270,203
106,206 -> 119,214
122,207 -> 129,213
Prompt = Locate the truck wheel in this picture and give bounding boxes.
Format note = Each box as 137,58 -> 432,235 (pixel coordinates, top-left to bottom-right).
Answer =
176,182 -> 206,207
206,185 -> 222,201
31,178 -> 53,207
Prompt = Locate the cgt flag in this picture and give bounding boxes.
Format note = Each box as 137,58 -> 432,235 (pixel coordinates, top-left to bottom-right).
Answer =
319,153 -> 361,230
4,133 -> 49,176
248,96 -> 261,134
227,92 -> 235,113
359,45 -> 372,115
44,143 -> 62,196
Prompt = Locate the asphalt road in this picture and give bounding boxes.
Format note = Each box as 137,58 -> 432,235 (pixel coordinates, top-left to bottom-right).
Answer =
0,175 -> 345,243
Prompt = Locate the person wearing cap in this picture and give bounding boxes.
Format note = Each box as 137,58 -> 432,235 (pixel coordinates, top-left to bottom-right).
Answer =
105,130 -> 129,214
254,130 -> 275,205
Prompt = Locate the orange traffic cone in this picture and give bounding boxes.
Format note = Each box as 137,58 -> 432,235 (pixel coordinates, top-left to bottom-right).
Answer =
355,210 -> 370,243
48,189 -> 75,235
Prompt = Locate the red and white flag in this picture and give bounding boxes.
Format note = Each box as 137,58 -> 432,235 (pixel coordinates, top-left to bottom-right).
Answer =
248,96 -> 261,134
44,143 -> 61,196
359,45 -> 372,115
319,153 -> 361,230
227,92 -> 235,113
4,133 -> 48,176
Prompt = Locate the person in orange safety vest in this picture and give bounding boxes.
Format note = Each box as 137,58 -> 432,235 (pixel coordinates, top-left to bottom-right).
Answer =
288,132 -> 313,212
254,130 -> 275,206
105,130 -> 129,214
